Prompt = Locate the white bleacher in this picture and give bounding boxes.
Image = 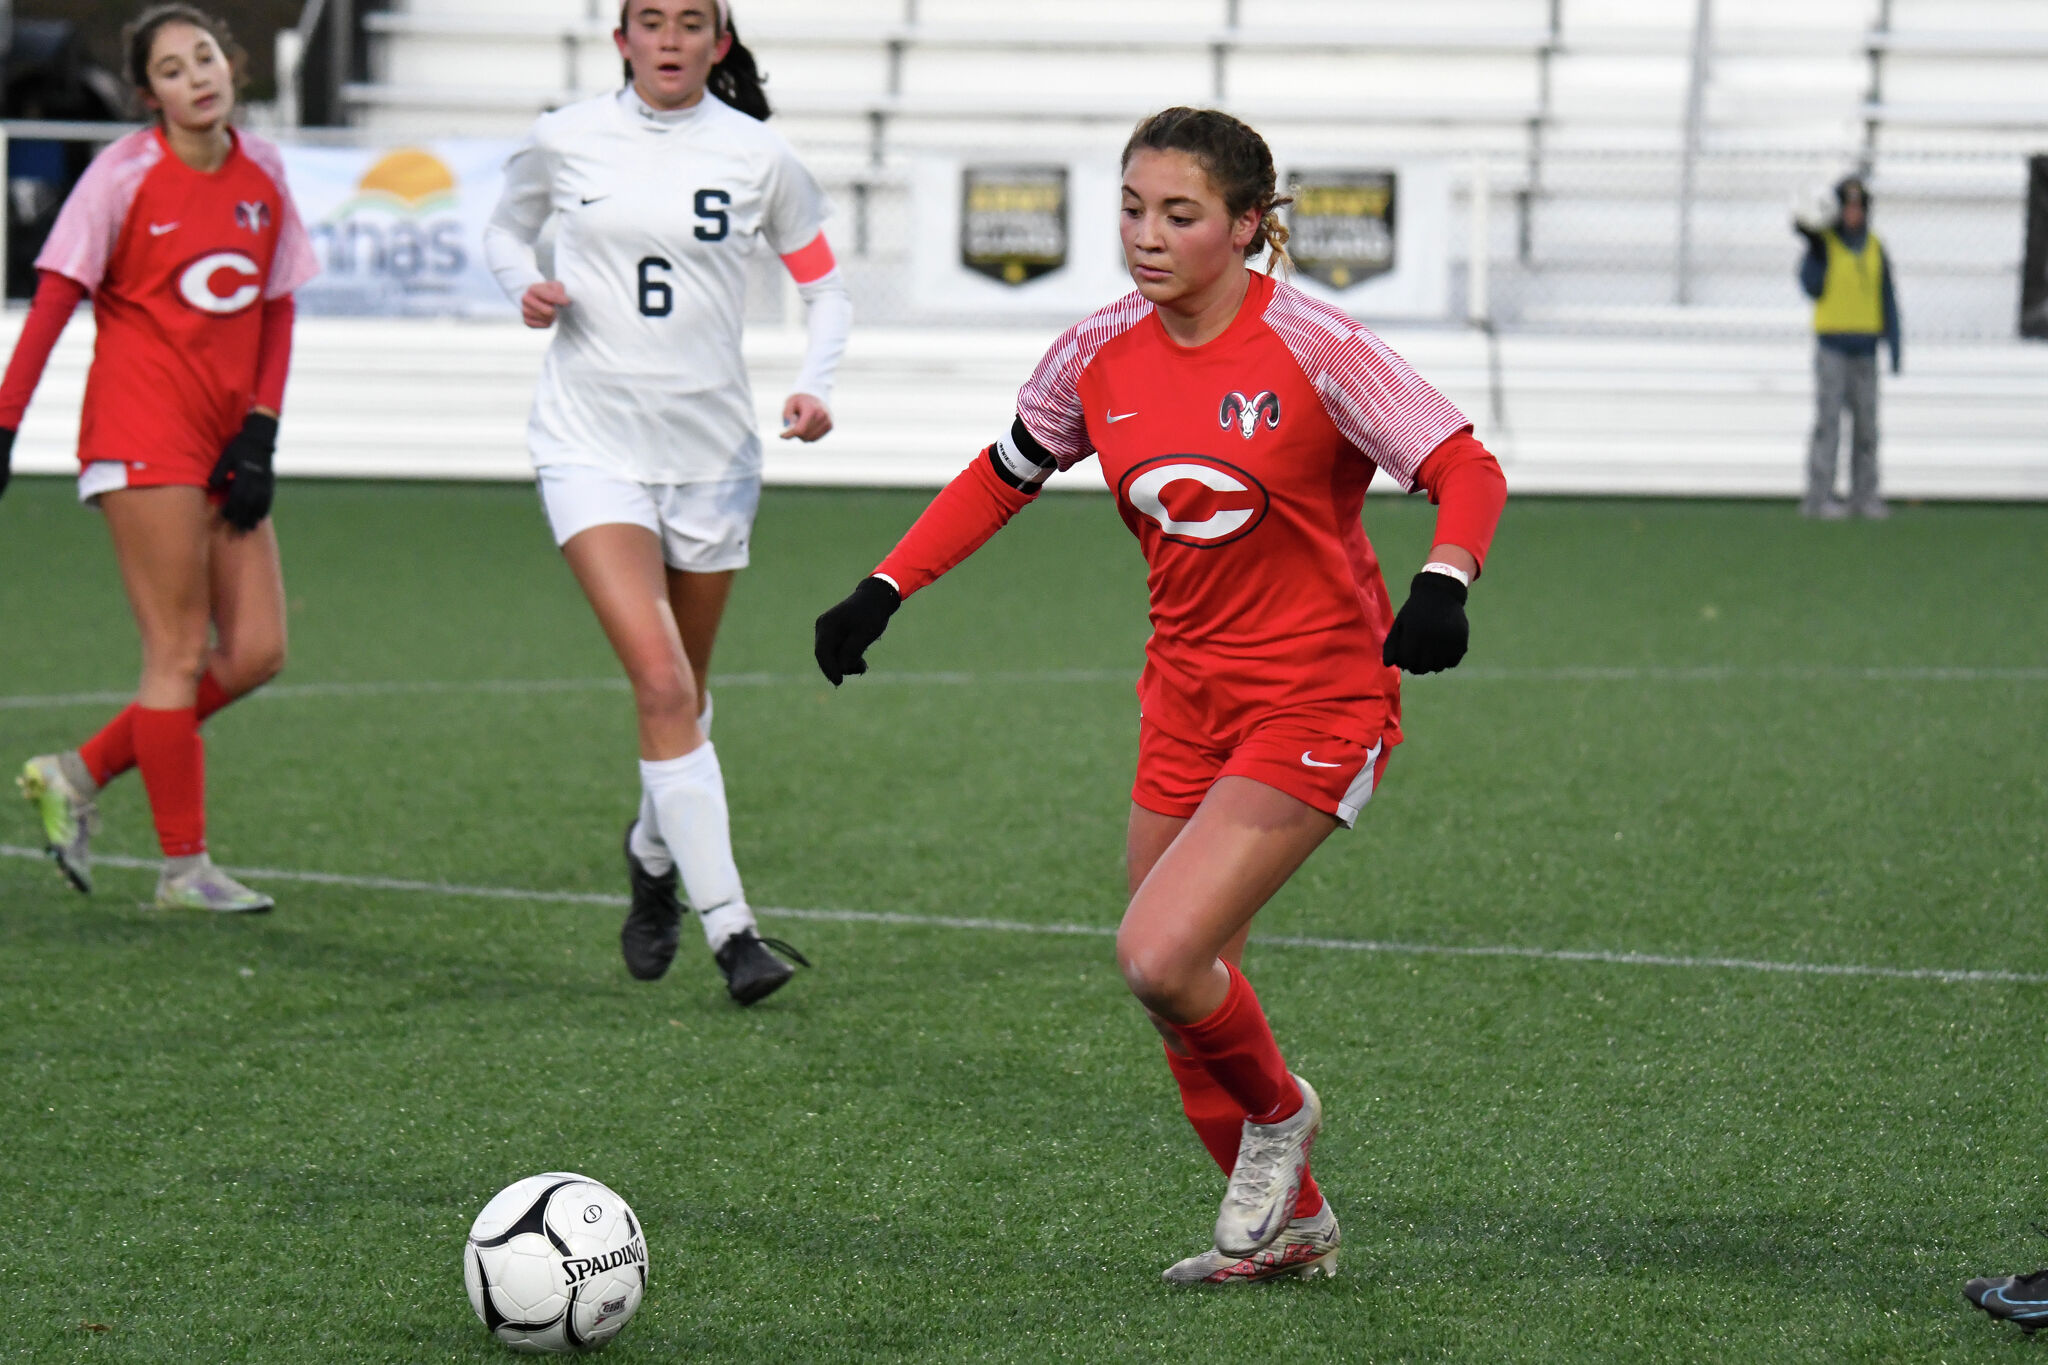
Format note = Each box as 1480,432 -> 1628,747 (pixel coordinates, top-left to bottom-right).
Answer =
183,0 -> 2042,498
8,313 -> 2045,499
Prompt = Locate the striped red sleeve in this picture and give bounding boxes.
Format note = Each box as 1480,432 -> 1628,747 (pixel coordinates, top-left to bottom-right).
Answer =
251,294 -> 295,414
0,271 -> 88,429
1413,429 -> 1507,572
873,440 -> 1043,598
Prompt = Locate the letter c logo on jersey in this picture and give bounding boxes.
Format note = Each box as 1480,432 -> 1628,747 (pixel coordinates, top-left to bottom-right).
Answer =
1117,455 -> 1271,548
177,252 -> 262,316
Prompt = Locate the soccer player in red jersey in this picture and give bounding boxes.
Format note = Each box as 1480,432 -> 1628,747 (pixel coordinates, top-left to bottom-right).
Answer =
1,5 -> 319,913
815,108 -> 1507,1284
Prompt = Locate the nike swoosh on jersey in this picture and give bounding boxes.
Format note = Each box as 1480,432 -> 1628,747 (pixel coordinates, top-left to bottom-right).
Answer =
149,222 -> 179,236
579,195 -> 609,206
1300,752 -> 1345,769
1107,411 -> 1139,424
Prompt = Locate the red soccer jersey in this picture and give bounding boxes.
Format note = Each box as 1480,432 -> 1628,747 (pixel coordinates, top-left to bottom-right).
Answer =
1008,272 -> 1470,750
35,126 -> 319,477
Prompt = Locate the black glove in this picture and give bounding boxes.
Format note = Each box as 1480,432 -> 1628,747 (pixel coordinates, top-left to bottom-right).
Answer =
814,577 -> 901,686
1382,570 -> 1470,675
0,427 -> 14,501
208,412 -> 278,533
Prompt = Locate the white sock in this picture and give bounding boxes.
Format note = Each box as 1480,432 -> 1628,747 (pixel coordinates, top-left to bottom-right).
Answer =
629,789 -> 672,874
638,742 -> 754,951
627,694 -> 714,875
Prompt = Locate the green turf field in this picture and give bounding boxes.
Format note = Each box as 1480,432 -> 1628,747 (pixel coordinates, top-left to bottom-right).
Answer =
2,476 -> 2045,1363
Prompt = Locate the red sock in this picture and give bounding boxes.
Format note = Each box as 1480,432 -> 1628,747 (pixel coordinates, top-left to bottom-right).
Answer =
132,706 -> 206,857
80,673 -> 232,787
1169,961 -> 1303,1126
1165,1047 -> 1323,1218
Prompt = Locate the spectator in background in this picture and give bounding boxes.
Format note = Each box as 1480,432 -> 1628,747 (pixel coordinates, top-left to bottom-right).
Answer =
1795,176 -> 1901,520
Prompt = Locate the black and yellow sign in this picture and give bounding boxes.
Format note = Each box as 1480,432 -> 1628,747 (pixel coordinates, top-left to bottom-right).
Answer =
1286,171 -> 1397,290
2023,155 -> 2048,340
961,165 -> 1069,286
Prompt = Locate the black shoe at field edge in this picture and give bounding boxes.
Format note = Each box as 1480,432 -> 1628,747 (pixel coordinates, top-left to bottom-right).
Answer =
1965,1269 -> 2048,1332
620,819 -> 683,981
714,930 -> 810,1006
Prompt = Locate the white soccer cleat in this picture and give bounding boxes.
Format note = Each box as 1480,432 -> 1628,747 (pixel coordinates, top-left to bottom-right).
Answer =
18,753 -> 99,894
1213,1073 -> 1321,1258
1164,1200 -> 1340,1287
153,857 -> 275,914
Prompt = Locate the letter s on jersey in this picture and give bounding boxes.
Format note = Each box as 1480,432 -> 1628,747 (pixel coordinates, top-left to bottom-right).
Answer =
1117,455 -> 1271,548
177,251 -> 262,315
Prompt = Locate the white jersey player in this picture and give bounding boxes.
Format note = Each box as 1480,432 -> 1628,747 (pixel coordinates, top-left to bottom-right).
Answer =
483,0 -> 848,1004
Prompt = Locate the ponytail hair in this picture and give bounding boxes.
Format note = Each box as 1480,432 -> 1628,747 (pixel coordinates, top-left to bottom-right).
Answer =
709,23 -> 771,121
1122,106 -> 1292,274
615,4 -> 771,121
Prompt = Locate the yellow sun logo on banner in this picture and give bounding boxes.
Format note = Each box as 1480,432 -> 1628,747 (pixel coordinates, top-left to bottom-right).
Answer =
338,148 -> 460,216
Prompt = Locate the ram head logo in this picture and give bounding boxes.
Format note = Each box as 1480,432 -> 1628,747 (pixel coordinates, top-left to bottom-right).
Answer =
1219,390 -> 1281,440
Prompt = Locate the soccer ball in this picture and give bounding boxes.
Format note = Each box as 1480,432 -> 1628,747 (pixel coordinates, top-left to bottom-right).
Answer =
464,1173 -> 648,1355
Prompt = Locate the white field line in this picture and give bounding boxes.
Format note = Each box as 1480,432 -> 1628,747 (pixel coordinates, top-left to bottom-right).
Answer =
2,664 -> 2044,712
4,843 -> 2042,987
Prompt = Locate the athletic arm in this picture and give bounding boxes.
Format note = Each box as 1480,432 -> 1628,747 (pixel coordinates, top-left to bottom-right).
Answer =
872,424 -> 1049,596
1798,234 -> 1828,300
777,233 -> 851,441
1381,429 -> 1507,675
1412,429 -> 1507,578
0,270 -> 88,429
1881,255 -> 1902,373
251,293 -> 296,417
485,131 -> 554,303
814,419 -> 1053,684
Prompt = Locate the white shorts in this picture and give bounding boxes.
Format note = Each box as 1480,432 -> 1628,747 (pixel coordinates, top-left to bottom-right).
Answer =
78,461 -> 131,505
536,466 -> 761,573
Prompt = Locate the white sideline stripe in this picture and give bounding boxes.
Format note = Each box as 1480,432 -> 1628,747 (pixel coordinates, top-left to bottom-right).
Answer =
1,664 -> 2043,711
5,844 -> 2042,987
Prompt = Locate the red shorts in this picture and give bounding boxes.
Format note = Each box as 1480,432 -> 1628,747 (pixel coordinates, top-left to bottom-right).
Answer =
1133,715 -> 1394,829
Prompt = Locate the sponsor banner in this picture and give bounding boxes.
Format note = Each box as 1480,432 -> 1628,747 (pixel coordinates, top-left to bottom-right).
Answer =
1287,170 -> 1397,289
2023,155 -> 2048,341
960,165 -> 1070,286
1280,161 -> 1450,320
279,139 -> 519,317
912,155 -> 1131,317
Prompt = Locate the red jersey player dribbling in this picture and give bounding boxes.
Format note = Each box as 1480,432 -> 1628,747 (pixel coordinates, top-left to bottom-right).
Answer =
815,108 -> 1507,1284
2,4 -> 317,913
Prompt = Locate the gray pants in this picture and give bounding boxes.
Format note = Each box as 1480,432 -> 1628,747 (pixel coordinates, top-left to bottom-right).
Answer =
1807,346 -> 1880,510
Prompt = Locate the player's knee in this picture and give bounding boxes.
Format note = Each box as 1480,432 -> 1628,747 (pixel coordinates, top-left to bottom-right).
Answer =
624,657 -> 694,720
219,639 -> 287,695
1116,932 -> 1197,1015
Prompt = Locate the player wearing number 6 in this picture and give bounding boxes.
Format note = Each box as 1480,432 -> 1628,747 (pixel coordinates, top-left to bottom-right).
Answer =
484,0 -> 847,1003
815,109 -> 1506,1283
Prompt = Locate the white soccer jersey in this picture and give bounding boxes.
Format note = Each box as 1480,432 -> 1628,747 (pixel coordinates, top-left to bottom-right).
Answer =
488,88 -> 833,483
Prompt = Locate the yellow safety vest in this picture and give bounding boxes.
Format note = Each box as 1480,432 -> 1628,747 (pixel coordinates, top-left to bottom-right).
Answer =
1814,230 -> 1886,335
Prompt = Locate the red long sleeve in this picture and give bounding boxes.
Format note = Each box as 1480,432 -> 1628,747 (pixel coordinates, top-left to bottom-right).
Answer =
251,293 -> 295,414
1412,429 -> 1507,571
873,448 -> 1038,598
0,271 -> 88,429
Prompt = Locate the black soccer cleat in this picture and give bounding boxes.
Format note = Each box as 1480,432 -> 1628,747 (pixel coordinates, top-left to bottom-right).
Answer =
1965,1269 -> 2048,1332
620,819 -> 683,981
713,930 -> 810,1006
